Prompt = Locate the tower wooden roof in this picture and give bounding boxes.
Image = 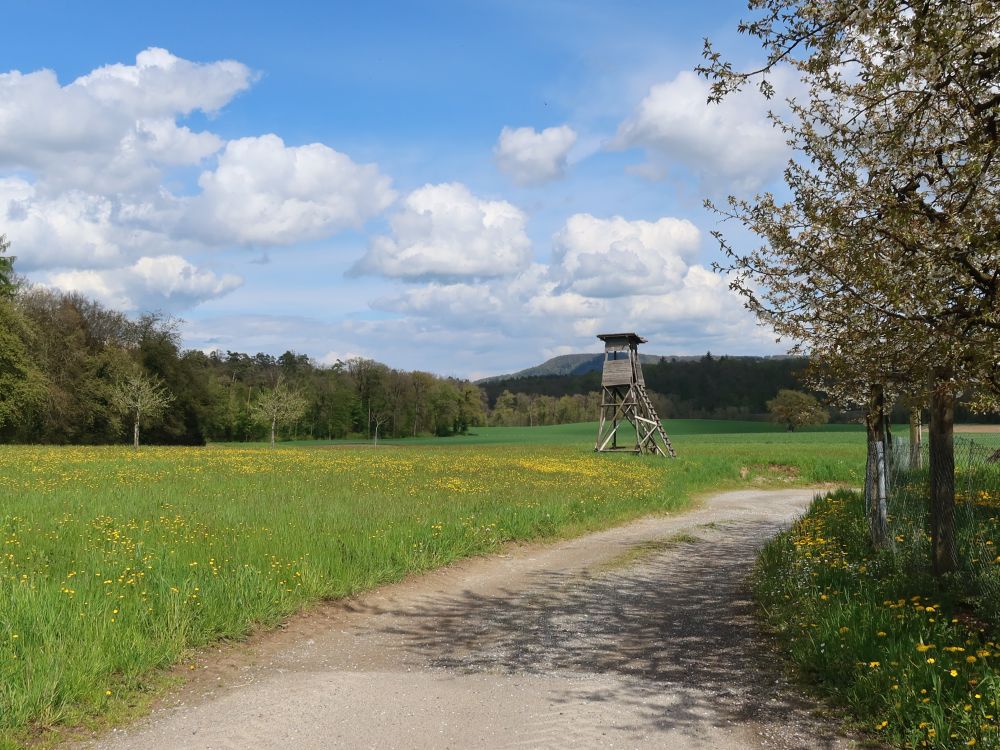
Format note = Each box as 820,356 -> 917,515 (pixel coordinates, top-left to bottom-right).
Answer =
597,332 -> 647,346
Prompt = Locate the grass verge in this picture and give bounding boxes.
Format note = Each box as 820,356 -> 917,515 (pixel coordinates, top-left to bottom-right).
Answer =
754,488 -> 1000,748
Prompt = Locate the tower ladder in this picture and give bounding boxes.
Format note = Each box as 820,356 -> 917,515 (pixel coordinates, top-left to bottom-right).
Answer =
636,384 -> 676,458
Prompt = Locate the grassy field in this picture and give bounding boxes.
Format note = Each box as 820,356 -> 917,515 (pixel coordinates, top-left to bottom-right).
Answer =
269,420 -> 997,450
267,418 -> 870,448
0,420 -> 865,747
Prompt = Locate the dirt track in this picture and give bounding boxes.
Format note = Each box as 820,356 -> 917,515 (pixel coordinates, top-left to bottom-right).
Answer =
91,489 -> 858,750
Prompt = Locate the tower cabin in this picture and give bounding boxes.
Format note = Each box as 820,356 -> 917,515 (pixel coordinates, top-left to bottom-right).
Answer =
595,333 -> 676,457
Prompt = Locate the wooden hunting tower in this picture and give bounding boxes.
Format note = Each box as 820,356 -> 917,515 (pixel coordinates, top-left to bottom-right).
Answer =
595,333 -> 676,457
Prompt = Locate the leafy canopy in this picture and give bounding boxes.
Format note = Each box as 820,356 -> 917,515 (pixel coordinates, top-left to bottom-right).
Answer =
766,389 -> 829,431
700,0 -> 1000,409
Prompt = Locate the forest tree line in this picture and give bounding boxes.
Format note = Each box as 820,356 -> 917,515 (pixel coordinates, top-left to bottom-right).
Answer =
0,277 -> 487,445
482,354 -> 996,426
1,276 -> 993,446
482,355 -> 813,421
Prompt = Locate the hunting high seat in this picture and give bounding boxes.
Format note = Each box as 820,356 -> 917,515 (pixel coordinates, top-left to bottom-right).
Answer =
594,333 -> 675,457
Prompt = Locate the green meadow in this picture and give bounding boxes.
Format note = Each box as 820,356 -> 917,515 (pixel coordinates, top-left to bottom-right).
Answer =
0,420 -> 866,748
267,418 -> 869,448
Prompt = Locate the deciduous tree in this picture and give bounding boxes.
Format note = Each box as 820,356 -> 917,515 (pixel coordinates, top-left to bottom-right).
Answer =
110,373 -> 175,449
702,0 -> 1000,573
250,380 -> 309,448
0,299 -> 46,433
0,234 -> 16,299
766,389 -> 828,431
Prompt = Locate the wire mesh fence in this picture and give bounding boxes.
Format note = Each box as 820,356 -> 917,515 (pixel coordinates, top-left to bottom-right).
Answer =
879,432 -> 1000,624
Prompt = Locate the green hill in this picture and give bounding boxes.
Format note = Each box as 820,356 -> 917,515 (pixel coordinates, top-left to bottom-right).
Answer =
477,352 -> 701,382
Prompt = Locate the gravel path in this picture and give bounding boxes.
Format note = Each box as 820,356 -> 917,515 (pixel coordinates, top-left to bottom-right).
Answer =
91,488 -> 858,750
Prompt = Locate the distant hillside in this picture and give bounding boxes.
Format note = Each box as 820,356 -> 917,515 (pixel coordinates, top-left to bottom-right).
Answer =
478,354 -> 815,419
477,352 -> 796,383
477,352 -> 701,383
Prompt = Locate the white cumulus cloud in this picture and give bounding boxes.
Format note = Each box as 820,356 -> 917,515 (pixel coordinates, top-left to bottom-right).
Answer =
0,177 -> 196,271
366,207 -> 781,366
494,125 -> 578,185
0,48 -> 251,194
353,182 -> 531,280
47,255 -> 242,312
552,213 -> 700,297
612,70 -> 792,190
189,134 -> 396,246
627,265 -> 741,322
73,47 -> 255,117
0,49 -> 398,314
376,282 -> 505,320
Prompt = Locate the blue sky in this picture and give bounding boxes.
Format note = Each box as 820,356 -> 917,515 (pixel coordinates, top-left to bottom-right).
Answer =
0,0 -> 791,378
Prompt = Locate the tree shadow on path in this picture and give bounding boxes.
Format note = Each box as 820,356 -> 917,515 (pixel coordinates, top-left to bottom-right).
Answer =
364,519 -> 850,749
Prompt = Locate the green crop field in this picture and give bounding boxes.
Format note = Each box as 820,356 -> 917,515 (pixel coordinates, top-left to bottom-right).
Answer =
257,417 -> 871,449
0,421 -> 865,748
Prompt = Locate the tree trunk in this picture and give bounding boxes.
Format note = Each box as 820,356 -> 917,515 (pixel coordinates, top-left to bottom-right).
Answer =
270,416 -> 276,448
929,374 -> 957,575
909,407 -> 923,470
133,413 -> 140,450
865,386 -> 889,548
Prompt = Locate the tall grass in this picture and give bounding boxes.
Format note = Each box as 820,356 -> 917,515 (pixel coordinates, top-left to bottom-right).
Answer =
0,429 -> 863,747
755,482 -> 1000,748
